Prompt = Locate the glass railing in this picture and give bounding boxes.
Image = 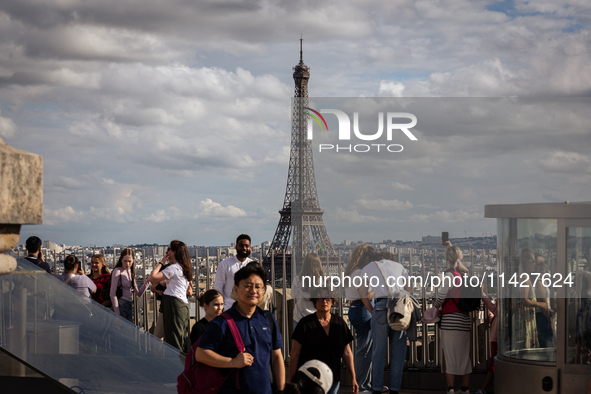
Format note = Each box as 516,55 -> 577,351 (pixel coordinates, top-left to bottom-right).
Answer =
0,258 -> 183,393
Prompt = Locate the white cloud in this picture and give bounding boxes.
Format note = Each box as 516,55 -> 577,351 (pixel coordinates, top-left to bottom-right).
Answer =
392,182 -> 414,191
333,207 -> 388,223
44,205 -> 133,225
0,115 -> 17,139
537,151 -> 591,175
146,206 -> 182,223
198,199 -> 246,218
355,198 -> 413,211
44,206 -> 87,225
411,210 -> 481,223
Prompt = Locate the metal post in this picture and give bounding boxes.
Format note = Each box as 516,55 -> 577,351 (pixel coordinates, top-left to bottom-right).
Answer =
421,249 -> 428,366
282,251 -> 288,361
152,247 -> 158,333
434,248 -> 439,367
271,251 -> 275,315
338,250 -> 343,317
206,249 -> 210,291
143,249 -> 148,330
133,249 -> 139,328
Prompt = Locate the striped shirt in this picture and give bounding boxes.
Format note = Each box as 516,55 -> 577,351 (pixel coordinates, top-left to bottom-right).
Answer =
434,272 -> 471,332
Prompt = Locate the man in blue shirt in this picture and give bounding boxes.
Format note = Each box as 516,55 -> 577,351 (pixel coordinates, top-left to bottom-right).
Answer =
196,262 -> 285,394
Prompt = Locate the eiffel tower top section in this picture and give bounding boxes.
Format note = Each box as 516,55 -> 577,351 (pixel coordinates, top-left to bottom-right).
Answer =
293,37 -> 310,81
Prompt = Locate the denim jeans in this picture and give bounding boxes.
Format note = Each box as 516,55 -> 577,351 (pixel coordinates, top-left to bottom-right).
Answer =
349,300 -> 373,392
371,298 -> 407,391
118,298 -> 134,324
326,380 -> 340,394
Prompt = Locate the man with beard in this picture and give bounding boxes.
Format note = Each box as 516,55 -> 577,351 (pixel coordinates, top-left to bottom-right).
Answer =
214,234 -> 253,310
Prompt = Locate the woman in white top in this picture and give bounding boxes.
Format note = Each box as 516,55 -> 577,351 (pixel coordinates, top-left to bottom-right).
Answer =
292,253 -> 325,329
110,248 -> 149,324
148,240 -> 193,352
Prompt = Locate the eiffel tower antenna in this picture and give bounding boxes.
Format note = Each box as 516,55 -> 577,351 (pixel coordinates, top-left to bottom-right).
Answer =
264,38 -> 335,280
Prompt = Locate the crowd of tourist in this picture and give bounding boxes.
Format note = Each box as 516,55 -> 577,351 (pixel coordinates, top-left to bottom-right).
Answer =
21,233 -> 500,394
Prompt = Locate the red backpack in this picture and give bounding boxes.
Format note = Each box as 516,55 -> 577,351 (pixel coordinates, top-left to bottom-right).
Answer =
177,313 -> 245,394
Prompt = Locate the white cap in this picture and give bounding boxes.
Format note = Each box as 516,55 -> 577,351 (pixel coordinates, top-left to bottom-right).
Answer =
298,359 -> 333,394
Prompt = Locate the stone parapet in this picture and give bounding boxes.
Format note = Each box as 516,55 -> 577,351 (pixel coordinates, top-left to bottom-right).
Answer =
0,111 -> 43,274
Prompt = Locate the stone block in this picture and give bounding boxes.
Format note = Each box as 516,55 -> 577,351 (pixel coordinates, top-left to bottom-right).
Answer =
0,111 -> 43,275
0,137 -> 43,225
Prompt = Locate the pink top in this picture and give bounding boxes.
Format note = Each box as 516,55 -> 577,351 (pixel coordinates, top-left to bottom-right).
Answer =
110,267 -> 149,315
482,295 -> 498,343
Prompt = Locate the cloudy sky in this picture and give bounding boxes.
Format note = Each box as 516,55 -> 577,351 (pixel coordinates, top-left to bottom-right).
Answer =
1,0 -> 590,247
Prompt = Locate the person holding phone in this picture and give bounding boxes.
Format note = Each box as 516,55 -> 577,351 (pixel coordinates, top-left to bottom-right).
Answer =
148,240 -> 193,352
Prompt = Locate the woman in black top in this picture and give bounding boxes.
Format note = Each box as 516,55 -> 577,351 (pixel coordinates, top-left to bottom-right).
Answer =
190,289 -> 224,345
290,291 -> 358,394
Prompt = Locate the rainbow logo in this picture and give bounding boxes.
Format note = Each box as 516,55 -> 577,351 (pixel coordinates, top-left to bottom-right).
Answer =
304,107 -> 328,132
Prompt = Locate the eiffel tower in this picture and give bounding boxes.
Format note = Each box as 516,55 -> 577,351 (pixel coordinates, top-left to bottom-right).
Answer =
264,39 -> 335,281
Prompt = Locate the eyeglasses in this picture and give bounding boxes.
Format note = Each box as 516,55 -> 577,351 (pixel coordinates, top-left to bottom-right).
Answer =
239,284 -> 265,293
317,298 -> 332,302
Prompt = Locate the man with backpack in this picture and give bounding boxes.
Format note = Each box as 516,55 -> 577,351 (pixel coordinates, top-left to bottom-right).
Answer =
194,262 -> 285,394
360,252 -> 411,394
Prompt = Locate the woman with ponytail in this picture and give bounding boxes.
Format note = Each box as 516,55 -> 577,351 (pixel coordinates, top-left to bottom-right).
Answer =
434,242 -> 472,394
148,240 -> 193,352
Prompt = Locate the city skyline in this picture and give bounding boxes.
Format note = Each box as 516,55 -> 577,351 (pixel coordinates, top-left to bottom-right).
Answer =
1,1 -> 590,247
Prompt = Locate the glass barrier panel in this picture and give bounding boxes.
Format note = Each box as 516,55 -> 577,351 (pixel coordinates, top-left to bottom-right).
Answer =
566,226 -> 591,364
498,218 -> 557,362
0,258 -> 183,393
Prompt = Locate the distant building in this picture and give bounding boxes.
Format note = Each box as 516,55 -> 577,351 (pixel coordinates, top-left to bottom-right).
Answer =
421,235 -> 441,245
42,240 -> 63,253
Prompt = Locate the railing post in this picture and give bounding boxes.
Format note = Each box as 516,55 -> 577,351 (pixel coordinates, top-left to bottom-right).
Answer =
434,248 -> 440,367
282,251 -> 288,362
152,247 -> 158,332
420,249 -> 427,368
338,250 -> 343,318
206,249 -> 210,291
142,249 -> 148,330
271,250 -> 275,314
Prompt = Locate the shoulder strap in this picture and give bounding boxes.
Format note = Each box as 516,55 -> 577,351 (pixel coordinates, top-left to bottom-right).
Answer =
221,313 -> 245,353
266,310 -> 277,346
265,310 -> 277,387
64,274 -> 75,284
374,261 -> 394,296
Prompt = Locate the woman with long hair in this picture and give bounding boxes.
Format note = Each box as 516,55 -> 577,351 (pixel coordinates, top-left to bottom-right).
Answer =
292,253 -> 326,329
110,248 -> 150,323
190,289 -> 223,345
88,254 -> 111,307
433,242 -> 472,394
148,240 -> 193,352
344,244 -> 379,394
